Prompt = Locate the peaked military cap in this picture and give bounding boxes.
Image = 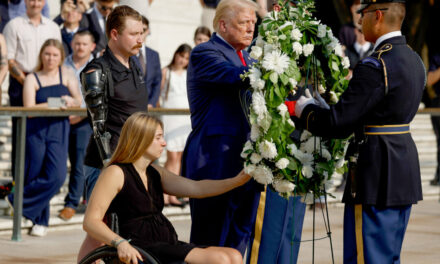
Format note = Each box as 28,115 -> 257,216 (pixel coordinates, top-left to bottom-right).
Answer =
357,0 -> 406,14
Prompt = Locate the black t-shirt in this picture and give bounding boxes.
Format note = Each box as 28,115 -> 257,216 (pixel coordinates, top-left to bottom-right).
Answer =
83,46 -> 148,168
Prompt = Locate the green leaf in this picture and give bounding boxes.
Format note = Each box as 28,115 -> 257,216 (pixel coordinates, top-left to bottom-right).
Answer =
280,73 -> 289,86
270,72 -> 279,84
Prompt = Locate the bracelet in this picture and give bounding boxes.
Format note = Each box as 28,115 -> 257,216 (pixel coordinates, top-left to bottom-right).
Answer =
111,238 -> 129,248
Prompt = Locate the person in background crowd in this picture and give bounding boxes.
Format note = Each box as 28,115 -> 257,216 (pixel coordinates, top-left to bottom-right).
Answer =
294,1 -> 424,262
160,44 -> 192,207
0,31 -> 8,104
83,112 -> 248,264
427,51 -> 440,186
339,0 -> 361,48
7,39 -> 81,237
134,15 -> 162,109
199,0 -> 220,33
58,30 -> 96,221
7,0 -> 49,23
193,26 -> 211,46
3,0 -> 61,179
60,1 -> 85,55
53,0 -> 90,28
85,0 -> 116,55
182,0 -> 261,255
77,5 -> 147,261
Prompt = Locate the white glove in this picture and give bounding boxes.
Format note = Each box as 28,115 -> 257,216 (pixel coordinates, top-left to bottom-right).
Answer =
314,92 -> 330,110
295,89 -> 317,118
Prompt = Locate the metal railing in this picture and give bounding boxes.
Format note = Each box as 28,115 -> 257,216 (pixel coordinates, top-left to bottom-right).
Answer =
0,106 -> 439,241
0,107 -> 189,241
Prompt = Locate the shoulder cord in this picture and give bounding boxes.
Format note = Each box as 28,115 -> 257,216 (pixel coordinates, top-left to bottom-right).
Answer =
376,43 -> 393,95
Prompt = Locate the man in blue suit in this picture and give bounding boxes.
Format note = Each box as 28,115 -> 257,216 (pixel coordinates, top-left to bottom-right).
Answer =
182,0 -> 261,255
137,16 -> 162,108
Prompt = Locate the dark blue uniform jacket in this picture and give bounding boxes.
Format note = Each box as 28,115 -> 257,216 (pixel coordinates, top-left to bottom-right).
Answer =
300,36 -> 425,206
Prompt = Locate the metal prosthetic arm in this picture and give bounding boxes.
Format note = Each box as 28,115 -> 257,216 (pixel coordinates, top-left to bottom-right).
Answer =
81,69 -> 112,164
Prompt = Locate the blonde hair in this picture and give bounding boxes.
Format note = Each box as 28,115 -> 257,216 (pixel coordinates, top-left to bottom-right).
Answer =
35,39 -> 65,72
108,112 -> 163,165
213,0 -> 258,32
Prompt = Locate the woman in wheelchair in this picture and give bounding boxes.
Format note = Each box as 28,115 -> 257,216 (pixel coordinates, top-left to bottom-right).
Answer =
83,112 -> 250,264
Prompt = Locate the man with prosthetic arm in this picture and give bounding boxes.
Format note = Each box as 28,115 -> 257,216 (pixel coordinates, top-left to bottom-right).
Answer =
292,0 -> 426,263
77,5 -> 148,261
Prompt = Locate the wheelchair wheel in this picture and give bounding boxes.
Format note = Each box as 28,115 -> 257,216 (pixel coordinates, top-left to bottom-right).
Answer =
79,245 -> 161,264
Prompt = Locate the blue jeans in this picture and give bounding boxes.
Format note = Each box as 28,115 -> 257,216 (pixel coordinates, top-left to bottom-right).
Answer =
64,120 -> 93,208
84,165 -> 101,201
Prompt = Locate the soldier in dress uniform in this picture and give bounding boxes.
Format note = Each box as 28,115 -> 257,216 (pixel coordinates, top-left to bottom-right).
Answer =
293,0 -> 425,263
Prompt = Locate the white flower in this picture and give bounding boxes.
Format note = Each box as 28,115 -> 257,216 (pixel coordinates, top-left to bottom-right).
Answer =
334,43 -> 344,57
279,34 -> 287,40
256,36 -> 265,48
292,42 -> 303,55
289,78 -> 298,89
244,163 -> 256,174
287,143 -> 298,155
342,56 -> 350,69
241,140 -> 253,158
252,92 -> 268,117
273,178 -> 295,193
287,118 -> 295,128
264,43 -> 276,54
332,61 -> 339,71
250,153 -> 263,164
317,24 -> 327,38
303,44 -> 314,57
295,151 -> 314,166
249,68 -> 265,91
321,148 -> 332,161
300,130 -> 312,141
251,165 -> 274,185
329,91 -> 338,103
250,46 -> 263,60
262,50 -> 290,74
291,28 -> 303,41
259,140 -> 278,159
326,38 -> 338,52
277,103 -> 288,117
248,67 -> 261,83
302,165 -> 314,178
335,158 -> 345,168
301,136 -> 321,154
318,84 -> 325,94
275,158 -> 290,169
253,79 -> 266,90
250,124 -> 261,142
327,29 -> 334,39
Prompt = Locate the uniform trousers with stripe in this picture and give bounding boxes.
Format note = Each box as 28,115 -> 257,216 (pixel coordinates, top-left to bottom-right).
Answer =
343,204 -> 411,264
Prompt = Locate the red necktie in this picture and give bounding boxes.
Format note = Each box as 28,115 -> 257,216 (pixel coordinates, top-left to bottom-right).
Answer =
237,50 -> 246,66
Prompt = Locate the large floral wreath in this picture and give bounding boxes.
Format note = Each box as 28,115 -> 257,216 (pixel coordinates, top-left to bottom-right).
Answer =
241,0 -> 351,199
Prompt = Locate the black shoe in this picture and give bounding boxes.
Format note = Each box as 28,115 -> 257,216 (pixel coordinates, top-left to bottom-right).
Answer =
430,179 -> 440,186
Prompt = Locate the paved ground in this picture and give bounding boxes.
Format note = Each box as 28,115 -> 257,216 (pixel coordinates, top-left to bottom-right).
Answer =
0,199 -> 439,264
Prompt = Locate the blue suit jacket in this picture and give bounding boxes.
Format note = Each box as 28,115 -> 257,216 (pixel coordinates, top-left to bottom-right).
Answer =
182,33 -> 252,181
144,47 -> 162,106
133,46 -> 162,106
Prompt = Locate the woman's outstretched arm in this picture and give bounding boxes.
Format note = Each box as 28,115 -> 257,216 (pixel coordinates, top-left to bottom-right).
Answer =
158,165 -> 251,199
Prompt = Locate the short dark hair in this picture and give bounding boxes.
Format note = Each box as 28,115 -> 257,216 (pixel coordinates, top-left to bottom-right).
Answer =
105,5 -> 142,39
194,26 -> 211,40
73,29 -> 96,43
141,15 -> 149,28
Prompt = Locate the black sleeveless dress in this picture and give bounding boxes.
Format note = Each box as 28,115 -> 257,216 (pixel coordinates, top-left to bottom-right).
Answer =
107,163 -> 199,263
